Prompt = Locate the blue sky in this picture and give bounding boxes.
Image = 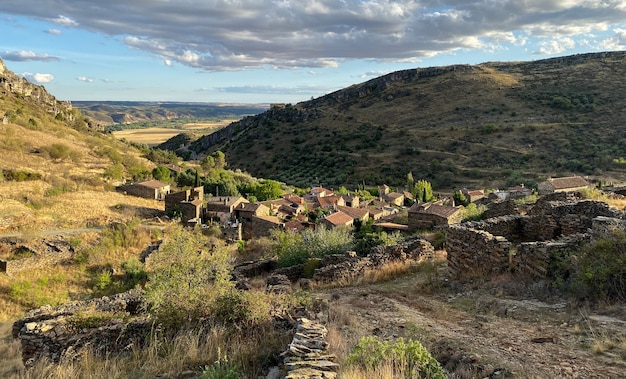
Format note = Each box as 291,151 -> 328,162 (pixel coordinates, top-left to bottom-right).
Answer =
1,1 -> 625,104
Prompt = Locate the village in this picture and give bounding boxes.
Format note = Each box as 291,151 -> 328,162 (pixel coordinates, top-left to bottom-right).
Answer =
117,172 -> 595,242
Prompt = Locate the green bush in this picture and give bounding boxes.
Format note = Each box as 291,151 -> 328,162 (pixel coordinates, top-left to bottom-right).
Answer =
576,231 -> 626,302
271,227 -> 354,267
346,336 -> 445,378
144,227 -> 234,326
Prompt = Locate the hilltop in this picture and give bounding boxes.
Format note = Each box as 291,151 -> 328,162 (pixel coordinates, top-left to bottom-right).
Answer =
177,51 -> 626,190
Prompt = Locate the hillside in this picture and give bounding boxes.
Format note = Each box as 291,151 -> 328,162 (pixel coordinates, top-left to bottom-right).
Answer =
0,59 -> 162,232
182,51 -> 626,190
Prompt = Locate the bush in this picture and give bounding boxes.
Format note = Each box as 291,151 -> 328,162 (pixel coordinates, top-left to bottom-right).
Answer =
346,336 -> 445,378
144,227 -> 234,326
576,231 -> 626,302
271,227 -> 354,267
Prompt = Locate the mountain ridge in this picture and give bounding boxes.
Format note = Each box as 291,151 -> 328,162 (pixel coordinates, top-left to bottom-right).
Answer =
177,51 -> 626,189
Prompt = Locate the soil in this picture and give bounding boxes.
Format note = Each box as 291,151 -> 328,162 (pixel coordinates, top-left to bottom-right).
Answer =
314,263 -> 626,378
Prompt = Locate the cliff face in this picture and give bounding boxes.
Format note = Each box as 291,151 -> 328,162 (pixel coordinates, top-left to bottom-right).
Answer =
0,58 -> 74,120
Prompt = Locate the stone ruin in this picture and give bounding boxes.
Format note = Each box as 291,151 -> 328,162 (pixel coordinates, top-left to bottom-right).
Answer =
446,192 -> 625,279
12,290 -> 151,367
232,236 -> 436,289
0,237 -> 74,276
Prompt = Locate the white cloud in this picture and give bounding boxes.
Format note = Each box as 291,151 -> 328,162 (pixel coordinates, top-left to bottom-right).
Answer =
22,72 -> 54,83
48,15 -> 78,27
164,59 -> 173,67
600,28 -> 626,50
535,37 -> 576,54
2,50 -> 59,62
46,28 -> 62,35
0,1 -> 624,70
76,76 -> 93,82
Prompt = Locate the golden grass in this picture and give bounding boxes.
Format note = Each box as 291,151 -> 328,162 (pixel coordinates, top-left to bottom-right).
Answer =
112,128 -> 186,146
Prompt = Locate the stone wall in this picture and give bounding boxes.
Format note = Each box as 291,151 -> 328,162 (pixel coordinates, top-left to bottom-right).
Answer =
280,318 -> 339,379
514,234 -> 591,278
12,290 -> 151,366
446,226 -> 512,279
446,196 -> 624,279
0,238 -> 74,276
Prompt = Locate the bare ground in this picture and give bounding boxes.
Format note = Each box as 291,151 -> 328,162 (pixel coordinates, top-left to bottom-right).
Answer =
317,263 -> 626,378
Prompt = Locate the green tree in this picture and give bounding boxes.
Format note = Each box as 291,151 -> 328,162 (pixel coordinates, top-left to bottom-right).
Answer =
152,165 -> 171,182
414,180 -> 434,202
251,179 -> 283,201
407,171 -> 415,194
271,227 -> 354,267
212,151 -> 226,170
453,190 -> 469,206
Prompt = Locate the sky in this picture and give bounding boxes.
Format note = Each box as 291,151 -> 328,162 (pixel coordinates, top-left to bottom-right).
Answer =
1,1 -> 625,104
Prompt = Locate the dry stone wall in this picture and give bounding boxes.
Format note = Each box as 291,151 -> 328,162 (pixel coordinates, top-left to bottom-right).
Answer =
446,196 -> 624,279
0,238 -> 74,276
12,290 -> 151,366
280,318 -> 339,379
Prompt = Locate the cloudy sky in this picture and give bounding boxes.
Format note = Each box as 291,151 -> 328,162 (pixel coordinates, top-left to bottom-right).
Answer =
1,1 -> 625,104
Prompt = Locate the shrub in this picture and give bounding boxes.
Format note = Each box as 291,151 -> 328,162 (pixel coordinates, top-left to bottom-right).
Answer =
346,336 -> 445,378
201,351 -> 242,379
271,227 -> 354,267
576,231 -> 626,302
144,227 -> 234,326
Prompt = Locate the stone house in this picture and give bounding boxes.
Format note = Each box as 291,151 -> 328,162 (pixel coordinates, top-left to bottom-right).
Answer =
367,206 -> 386,221
310,186 -> 334,197
507,185 -> 533,199
322,211 -> 354,229
538,176 -> 590,195
164,186 -> 204,223
384,192 -> 405,206
461,189 -> 486,203
120,180 -> 170,200
234,202 -> 270,223
242,215 -> 282,239
379,184 -> 391,195
206,196 -> 248,224
341,194 -> 360,208
408,202 -> 463,230
317,195 -> 345,210
337,205 -> 370,223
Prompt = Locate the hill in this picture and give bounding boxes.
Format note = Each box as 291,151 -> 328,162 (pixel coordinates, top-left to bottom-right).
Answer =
73,101 -> 268,127
181,51 -> 626,190
0,59 -> 162,232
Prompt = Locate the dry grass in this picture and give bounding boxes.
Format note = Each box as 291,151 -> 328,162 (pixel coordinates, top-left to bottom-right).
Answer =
3,322 -> 291,379
111,119 -> 234,146
340,362 -> 412,379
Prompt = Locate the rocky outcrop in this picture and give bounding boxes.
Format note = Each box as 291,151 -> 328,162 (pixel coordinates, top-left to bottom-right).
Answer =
0,58 -> 74,122
12,290 -> 151,366
280,318 -> 339,379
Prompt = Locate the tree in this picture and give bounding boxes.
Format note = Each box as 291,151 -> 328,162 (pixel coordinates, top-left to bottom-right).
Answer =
152,165 -> 171,182
414,180 -> 434,202
407,172 -> 415,194
212,151 -> 226,170
453,190 -> 469,206
103,163 -> 124,180
251,179 -> 283,201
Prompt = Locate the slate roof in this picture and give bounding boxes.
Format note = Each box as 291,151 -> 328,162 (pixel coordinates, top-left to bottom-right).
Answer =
324,211 -> 354,226
137,180 -> 169,189
337,205 -> 369,219
408,202 -> 461,218
547,176 -> 589,190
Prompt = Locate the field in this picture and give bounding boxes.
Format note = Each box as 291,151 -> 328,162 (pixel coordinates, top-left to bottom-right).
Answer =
111,119 -> 237,146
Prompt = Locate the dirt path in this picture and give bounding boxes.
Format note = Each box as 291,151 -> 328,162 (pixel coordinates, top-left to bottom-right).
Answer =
316,272 -> 626,378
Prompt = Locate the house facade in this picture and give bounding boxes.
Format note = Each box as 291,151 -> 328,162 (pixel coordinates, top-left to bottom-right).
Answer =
538,176 -> 590,195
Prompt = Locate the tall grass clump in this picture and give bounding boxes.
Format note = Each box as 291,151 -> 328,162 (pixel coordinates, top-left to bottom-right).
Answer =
344,336 -> 445,379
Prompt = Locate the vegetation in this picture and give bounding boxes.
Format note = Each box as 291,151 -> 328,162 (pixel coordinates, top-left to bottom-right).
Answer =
270,227 -> 355,267
345,336 -> 445,378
